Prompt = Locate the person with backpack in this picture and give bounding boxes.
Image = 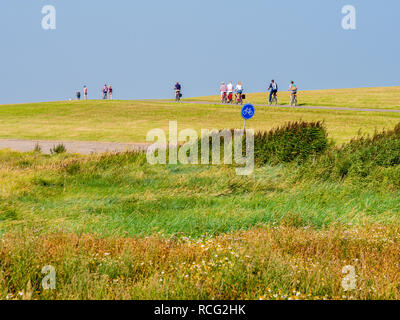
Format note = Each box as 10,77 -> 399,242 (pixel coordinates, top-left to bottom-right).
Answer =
289,81 -> 298,106
103,84 -> 108,99
268,80 -> 278,103
109,85 -> 113,100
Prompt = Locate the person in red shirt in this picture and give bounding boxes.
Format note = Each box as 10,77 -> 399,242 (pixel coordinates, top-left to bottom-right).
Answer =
109,85 -> 113,100
83,85 -> 88,100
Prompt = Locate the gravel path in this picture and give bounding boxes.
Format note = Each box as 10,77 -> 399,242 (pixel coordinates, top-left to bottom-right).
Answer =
0,139 -> 149,155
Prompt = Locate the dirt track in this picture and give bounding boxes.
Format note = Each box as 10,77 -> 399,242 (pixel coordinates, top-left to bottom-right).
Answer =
0,139 -> 149,155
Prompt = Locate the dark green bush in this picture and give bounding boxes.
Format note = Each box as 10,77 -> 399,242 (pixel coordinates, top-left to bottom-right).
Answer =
254,121 -> 329,165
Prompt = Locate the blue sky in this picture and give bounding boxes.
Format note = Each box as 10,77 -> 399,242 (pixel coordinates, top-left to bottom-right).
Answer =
0,0 -> 399,104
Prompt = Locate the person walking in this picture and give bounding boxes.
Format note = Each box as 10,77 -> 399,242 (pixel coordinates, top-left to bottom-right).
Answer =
103,84 -> 108,99
109,85 -> 113,100
76,91 -> 81,100
83,85 -> 88,100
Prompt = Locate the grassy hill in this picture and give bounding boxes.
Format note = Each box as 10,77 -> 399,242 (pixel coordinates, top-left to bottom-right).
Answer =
0,86 -> 399,145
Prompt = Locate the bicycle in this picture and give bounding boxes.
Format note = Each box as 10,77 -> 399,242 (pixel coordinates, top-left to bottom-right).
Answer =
269,93 -> 278,106
175,90 -> 181,102
290,92 -> 297,106
221,92 -> 227,104
235,93 -> 244,105
227,92 -> 233,104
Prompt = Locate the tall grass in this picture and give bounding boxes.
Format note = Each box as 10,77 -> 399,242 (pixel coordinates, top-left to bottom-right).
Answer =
298,123 -> 400,187
254,121 -> 329,165
1,122 -> 400,299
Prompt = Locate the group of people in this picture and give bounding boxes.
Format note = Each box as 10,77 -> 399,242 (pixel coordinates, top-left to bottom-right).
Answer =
267,80 -> 298,105
219,81 -> 244,104
76,85 -> 88,100
102,84 -> 113,100
218,80 -> 298,105
75,84 -> 113,100
173,80 -> 298,105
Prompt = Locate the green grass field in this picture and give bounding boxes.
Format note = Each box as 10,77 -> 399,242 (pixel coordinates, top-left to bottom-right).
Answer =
1,87 -> 400,300
0,86 -> 400,145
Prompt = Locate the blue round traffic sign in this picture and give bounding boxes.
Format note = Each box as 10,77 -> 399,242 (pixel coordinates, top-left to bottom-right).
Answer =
241,104 -> 255,120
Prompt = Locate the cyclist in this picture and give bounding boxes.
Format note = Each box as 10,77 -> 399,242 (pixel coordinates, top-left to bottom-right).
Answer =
235,82 -> 244,103
220,82 -> 227,103
289,81 -> 298,105
174,82 -> 182,101
268,80 -> 278,104
227,82 -> 234,103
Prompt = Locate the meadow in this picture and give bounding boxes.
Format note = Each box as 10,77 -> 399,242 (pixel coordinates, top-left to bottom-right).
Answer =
1,87 -> 400,300
0,86 -> 399,145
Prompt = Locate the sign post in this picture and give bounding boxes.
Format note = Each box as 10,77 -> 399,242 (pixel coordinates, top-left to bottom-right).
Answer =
241,103 -> 255,134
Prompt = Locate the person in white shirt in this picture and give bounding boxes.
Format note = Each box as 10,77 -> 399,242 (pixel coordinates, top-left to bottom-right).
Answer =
268,80 -> 278,103
227,82 -> 234,103
227,82 -> 234,93
235,82 -> 243,94
235,82 -> 244,103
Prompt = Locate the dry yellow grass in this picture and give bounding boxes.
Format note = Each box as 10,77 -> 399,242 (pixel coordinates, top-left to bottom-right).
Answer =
2,225 -> 400,300
0,99 -> 399,145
